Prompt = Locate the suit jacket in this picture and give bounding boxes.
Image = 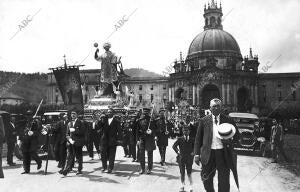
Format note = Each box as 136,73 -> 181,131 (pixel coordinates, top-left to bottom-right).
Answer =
0,116 -> 5,148
21,119 -> 40,152
54,120 -> 68,144
66,119 -> 85,146
100,116 -> 122,147
173,136 -> 194,164
137,115 -> 156,151
194,114 -> 240,168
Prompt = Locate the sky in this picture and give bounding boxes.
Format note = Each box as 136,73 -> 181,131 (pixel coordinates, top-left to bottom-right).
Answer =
0,0 -> 299,75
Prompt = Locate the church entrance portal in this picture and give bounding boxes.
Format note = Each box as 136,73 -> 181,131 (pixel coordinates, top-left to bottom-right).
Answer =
202,84 -> 220,109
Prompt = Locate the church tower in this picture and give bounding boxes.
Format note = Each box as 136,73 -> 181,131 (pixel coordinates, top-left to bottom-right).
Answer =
203,0 -> 223,30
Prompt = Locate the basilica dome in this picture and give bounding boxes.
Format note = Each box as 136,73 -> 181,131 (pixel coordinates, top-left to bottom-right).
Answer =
187,29 -> 242,59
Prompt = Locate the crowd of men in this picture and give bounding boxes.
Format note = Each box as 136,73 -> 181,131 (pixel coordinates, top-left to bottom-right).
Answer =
0,98 -> 296,192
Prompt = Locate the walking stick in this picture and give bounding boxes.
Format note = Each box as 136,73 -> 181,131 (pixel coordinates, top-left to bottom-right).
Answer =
44,132 -> 50,175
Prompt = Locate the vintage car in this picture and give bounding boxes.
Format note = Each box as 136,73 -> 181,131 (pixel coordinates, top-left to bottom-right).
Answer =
229,112 -> 265,155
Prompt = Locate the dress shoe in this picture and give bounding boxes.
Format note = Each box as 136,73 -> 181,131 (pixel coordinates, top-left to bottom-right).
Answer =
21,171 -> 30,174
58,170 -> 64,174
132,159 -> 136,162
76,171 -> 82,175
139,170 -> 145,174
146,169 -> 151,174
107,169 -> 112,173
57,164 -> 62,168
37,162 -> 42,170
101,168 -> 107,173
62,170 -> 68,176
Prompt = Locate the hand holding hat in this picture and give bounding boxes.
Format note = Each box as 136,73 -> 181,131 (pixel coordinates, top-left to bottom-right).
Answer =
216,123 -> 236,140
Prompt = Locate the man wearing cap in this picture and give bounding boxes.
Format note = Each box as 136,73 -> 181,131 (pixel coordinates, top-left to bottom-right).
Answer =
61,111 -> 85,176
155,108 -> 170,166
19,110 -> 42,174
136,108 -> 156,174
99,108 -> 122,173
194,98 -> 240,192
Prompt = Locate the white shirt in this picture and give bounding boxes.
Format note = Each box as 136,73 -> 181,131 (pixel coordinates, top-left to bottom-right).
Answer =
108,117 -> 113,125
72,119 -> 77,126
211,114 -> 223,149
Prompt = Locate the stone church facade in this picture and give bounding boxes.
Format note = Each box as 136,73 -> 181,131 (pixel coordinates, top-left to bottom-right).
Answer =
47,0 -> 300,117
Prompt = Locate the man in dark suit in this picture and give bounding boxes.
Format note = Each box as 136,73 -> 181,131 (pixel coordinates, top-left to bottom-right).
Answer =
194,98 -> 240,192
137,108 -> 156,174
61,111 -> 85,176
20,113 -> 42,174
128,115 -> 137,162
0,115 -> 5,178
5,115 -> 17,166
100,109 -> 122,173
155,108 -> 170,166
87,115 -> 101,160
54,114 -> 68,170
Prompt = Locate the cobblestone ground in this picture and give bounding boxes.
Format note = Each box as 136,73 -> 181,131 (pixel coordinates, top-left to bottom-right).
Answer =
1,139 -> 300,192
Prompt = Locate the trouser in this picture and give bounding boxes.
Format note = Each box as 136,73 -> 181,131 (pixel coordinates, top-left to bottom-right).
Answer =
56,142 -> 67,167
101,145 -> 117,170
0,142 -> 4,178
129,143 -> 137,160
22,151 -> 41,172
140,147 -> 153,171
179,159 -> 193,183
158,146 -> 167,163
272,141 -> 289,162
123,143 -> 130,156
201,149 -> 230,192
64,145 -> 83,172
7,142 -> 15,164
137,144 -> 141,161
87,134 -> 101,158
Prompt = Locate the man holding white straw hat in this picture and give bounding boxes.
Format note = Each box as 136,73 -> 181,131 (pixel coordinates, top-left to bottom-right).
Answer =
194,98 -> 240,192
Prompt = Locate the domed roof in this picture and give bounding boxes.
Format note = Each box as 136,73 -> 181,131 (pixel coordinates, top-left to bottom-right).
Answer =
188,29 -> 242,58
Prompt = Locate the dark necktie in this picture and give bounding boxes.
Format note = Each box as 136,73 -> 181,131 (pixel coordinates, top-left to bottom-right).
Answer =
214,116 -> 218,125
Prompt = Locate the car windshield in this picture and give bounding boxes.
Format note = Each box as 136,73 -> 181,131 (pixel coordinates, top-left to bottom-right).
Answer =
233,117 -> 257,124
43,115 -> 59,124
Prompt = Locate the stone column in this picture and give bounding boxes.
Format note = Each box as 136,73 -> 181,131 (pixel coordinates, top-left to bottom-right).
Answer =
222,83 -> 226,104
233,84 -> 237,109
227,83 -> 230,105
254,85 -> 258,105
198,84 -> 202,107
172,87 -> 175,102
169,87 -> 172,102
193,84 -> 196,105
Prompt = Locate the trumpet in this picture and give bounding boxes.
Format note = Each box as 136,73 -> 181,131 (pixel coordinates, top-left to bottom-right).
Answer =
41,124 -> 52,135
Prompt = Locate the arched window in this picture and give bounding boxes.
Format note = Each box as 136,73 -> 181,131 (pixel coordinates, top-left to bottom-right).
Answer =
210,17 -> 215,26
